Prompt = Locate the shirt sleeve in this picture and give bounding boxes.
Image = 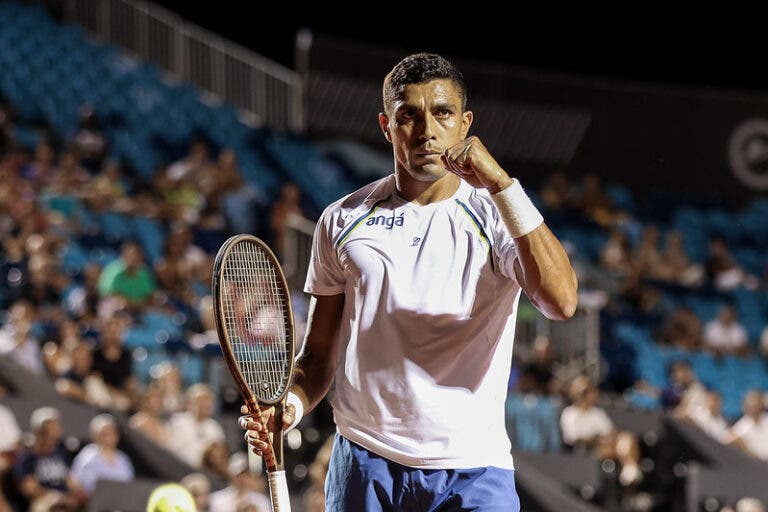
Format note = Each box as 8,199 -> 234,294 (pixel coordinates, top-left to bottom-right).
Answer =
304,207 -> 345,295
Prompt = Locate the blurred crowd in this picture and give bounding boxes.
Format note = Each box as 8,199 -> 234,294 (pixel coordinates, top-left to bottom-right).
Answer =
0,100 -> 322,511
507,171 -> 768,511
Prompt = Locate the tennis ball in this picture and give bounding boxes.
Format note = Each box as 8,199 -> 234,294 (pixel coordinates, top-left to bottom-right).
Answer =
146,483 -> 197,512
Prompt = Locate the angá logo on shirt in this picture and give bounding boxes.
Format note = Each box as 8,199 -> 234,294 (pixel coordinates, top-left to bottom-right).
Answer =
366,213 -> 404,230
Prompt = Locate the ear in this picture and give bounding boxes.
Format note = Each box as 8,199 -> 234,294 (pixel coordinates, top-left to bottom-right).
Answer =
378,113 -> 392,143
461,110 -> 473,139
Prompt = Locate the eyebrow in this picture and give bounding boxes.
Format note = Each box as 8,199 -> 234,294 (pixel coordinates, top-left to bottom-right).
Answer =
394,101 -> 458,114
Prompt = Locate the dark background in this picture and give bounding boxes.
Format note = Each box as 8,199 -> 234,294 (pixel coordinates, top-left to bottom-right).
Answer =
151,2 -> 766,92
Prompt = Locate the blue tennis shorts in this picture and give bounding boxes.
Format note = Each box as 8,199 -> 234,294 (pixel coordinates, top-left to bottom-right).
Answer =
325,434 -> 520,511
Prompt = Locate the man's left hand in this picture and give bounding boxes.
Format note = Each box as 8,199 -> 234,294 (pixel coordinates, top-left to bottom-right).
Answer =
442,136 -> 513,194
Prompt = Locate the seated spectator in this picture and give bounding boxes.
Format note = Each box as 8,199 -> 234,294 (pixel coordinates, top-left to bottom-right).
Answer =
706,237 -> 758,291
201,440 -> 231,481
13,407 -> 83,511
269,182 -> 307,258
70,414 -> 134,496
540,171 -> 577,213
168,384 -> 225,468
703,306 -> 749,356
91,316 -> 137,411
660,360 -> 707,413
181,473 -> 211,512
560,376 -> 642,486
167,135 -> 214,184
208,452 -> 270,512
759,325 -> 768,358
576,173 -> 616,227
22,140 -> 57,188
54,342 -> 111,409
153,362 -> 186,415
727,390 -> 768,461
49,150 -> 89,194
97,241 -> 157,305
654,230 -> 704,286
128,381 -> 170,448
70,106 -> 107,172
517,335 -> 561,396
216,148 -> 268,236
632,226 -> 662,278
0,384 -> 21,512
677,390 -> 730,443
0,318 -> 43,375
600,229 -> 632,276
657,307 -> 703,350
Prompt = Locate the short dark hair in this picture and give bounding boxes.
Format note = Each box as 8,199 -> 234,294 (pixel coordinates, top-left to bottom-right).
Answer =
382,53 -> 467,115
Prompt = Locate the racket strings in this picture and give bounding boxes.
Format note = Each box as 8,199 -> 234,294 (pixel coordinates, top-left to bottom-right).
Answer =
221,242 -> 291,402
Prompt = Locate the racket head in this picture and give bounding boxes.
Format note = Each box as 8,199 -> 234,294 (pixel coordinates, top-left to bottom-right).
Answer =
213,235 -> 295,406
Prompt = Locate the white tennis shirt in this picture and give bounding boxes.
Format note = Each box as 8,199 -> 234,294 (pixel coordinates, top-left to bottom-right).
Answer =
305,175 -> 522,469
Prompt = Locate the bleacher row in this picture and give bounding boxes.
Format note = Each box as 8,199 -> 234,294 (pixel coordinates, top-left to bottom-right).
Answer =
0,0 -> 357,214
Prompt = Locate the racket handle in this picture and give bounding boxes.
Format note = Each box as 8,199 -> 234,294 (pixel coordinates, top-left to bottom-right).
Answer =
268,470 -> 291,512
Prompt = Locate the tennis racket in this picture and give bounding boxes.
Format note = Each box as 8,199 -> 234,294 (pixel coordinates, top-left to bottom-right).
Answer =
212,234 -> 295,512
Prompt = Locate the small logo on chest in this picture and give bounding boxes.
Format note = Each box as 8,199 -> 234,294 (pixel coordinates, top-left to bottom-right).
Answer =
411,237 -> 421,247
366,212 -> 404,230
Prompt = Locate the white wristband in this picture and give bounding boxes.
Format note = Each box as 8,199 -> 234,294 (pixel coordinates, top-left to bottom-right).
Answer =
285,391 -> 304,432
490,179 -> 544,238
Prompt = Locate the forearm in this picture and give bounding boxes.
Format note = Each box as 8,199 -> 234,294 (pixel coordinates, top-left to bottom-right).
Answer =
491,179 -> 578,320
513,225 -> 578,319
290,347 -> 336,413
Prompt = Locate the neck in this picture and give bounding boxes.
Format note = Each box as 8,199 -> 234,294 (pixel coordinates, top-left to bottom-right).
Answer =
394,172 -> 461,205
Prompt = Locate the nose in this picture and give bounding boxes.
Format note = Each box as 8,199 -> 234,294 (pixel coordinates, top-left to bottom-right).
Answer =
417,113 -> 438,142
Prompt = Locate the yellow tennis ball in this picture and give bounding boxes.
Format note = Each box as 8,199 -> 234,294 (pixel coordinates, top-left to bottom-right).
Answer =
146,483 -> 197,512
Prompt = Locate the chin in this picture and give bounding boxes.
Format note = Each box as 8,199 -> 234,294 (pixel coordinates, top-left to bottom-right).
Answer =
407,163 -> 449,182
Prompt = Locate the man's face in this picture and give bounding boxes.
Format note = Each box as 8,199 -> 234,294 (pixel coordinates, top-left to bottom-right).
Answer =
379,79 -> 472,182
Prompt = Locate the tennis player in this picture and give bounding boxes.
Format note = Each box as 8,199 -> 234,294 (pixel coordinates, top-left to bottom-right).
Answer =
241,52 -> 578,511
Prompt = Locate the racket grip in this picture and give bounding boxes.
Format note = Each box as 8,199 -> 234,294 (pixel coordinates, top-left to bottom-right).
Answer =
268,470 -> 291,512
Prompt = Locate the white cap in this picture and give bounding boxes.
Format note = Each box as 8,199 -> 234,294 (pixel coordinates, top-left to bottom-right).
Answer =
30,406 -> 61,432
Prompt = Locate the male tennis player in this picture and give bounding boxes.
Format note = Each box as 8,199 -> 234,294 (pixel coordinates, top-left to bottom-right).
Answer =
241,53 -> 577,511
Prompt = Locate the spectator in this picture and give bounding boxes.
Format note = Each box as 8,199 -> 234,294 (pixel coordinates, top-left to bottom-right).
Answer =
22,140 -> 57,187
181,473 -> 211,512
70,414 -> 134,495
167,135 -> 214,184
560,376 -> 642,486
660,360 -> 707,413
678,390 -> 730,443
54,342 -> 110,408
13,407 -> 83,511
0,317 -> 43,375
703,306 -> 749,356
654,230 -> 704,287
167,384 -> 225,468
600,229 -> 632,276
91,315 -> 136,411
576,173 -> 616,227
657,307 -> 703,350
705,237 -> 758,291
128,381 -> 170,448
97,241 -> 157,305
153,362 -> 185,415
70,106 -> 107,172
201,441 -> 230,481
517,335 -> 560,396
728,390 -> 768,461
632,226 -> 662,278
540,171 -> 576,213
217,148 -> 267,236
208,452 -> 270,512
0,384 -> 21,512
269,182 -> 306,258
759,325 -> 768,358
